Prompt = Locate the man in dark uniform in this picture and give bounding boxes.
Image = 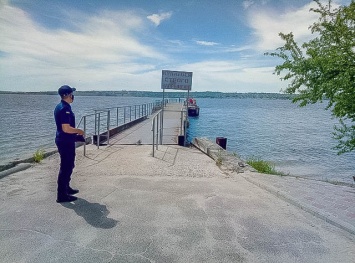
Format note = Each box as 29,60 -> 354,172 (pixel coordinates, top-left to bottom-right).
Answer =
54,85 -> 84,203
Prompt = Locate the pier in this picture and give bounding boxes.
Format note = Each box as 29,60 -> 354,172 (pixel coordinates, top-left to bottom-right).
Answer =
108,102 -> 185,145
0,102 -> 354,262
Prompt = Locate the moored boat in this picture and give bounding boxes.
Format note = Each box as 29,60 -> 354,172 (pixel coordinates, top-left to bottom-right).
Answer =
187,98 -> 199,117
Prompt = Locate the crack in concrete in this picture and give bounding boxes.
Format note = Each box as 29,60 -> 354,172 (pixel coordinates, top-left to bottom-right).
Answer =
170,147 -> 179,167
85,147 -> 124,167
109,235 -> 156,263
0,228 -> 116,260
99,187 -> 118,201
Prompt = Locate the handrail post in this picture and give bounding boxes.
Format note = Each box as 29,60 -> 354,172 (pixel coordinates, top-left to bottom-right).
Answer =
94,110 -> 97,137
184,111 -> 187,146
83,116 -> 87,156
180,110 -> 183,135
160,110 -> 163,144
107,110 -> 110,145
124,106 -> 126,124
156,112 -> 159,150
130,106 -> 132,122
116,107 -> 119,126
135,105 -> 137,120
97,113 -> 100,149
152,118 -> 155,157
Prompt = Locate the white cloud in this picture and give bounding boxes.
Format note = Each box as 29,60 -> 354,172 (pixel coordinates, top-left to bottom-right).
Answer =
0,2 -> 291,93
0,3 -> 166,91
248,2 -> 320,51
223,45 -> 253,53
147,12 -> 172,26
243,0 -> 254,10
195,40 -> 219,46
168,40 -> 185,46
172,60 -> 285,92
243,0 -> 271,10
0,0 -> 8,7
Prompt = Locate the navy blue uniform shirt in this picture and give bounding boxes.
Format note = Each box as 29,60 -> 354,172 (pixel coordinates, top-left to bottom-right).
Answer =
54,100 -> 76,142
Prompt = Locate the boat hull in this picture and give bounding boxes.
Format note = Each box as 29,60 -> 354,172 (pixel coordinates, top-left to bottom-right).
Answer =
188,106 -> 199,117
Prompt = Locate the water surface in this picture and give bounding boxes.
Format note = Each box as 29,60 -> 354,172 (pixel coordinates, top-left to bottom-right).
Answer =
187,98 -> 355,183
0,94 -> 354,183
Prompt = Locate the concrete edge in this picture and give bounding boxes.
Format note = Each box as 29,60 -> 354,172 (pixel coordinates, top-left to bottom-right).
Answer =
241,173 -> 355,236
191,137 -> 255,173
0,163 -> 32,179
0,149 -> 58,172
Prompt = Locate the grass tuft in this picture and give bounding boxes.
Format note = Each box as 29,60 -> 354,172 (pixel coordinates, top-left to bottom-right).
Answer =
246,157 -> 285,176
33,149 -> 45,163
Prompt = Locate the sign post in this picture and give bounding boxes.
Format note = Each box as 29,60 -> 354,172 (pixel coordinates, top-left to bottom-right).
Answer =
161,70 -> 193,91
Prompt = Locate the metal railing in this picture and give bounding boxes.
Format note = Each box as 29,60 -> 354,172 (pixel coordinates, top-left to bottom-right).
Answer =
151,110 -> 163,157
151,106 -> 187,157
75,98 -> 185,157
77,102 -> 155,156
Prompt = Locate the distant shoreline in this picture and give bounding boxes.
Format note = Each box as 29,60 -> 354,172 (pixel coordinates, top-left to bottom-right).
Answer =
0,90 -> 297,100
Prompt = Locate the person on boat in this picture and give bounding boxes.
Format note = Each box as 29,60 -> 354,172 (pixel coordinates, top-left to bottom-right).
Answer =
188,99 -> 197,105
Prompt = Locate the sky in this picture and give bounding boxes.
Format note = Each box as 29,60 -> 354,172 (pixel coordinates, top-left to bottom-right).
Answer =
0,0 -> 351,93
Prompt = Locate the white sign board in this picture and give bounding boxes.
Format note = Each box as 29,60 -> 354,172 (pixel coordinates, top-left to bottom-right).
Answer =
161,70 -> 193,90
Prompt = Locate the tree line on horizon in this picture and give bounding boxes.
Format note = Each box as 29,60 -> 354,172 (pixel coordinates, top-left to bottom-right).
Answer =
0,90 -> 297,99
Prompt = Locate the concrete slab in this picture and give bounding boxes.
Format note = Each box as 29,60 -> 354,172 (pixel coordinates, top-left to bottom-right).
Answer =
0,145 -> 354,263
194,137 -> 355,236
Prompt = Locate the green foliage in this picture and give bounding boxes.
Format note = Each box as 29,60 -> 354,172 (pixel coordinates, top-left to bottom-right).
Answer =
33,149 -> 45,163
333,119 -> 355,153
265,0 -> 355,154
247,157 -> 284,176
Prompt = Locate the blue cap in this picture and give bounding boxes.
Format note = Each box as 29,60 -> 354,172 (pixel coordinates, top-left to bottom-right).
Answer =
58,85 -> 76,96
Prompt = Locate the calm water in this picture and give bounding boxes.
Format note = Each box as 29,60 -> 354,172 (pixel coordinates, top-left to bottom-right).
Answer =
0,94 -> 157,165
0,94 -> 354,183
187,98 -> 355,184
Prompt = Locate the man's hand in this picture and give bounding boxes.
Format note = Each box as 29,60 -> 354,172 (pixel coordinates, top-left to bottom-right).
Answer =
62,124 -> 85,135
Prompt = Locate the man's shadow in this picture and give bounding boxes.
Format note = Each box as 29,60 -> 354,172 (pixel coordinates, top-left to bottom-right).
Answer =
61,197 -> 118,229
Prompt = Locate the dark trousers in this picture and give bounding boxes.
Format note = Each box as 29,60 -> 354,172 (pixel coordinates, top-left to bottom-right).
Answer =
56,140 -> 76,196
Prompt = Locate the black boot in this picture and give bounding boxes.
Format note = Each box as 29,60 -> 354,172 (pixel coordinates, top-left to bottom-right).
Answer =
56,194 -> 77,203
67,187 -> 79,195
